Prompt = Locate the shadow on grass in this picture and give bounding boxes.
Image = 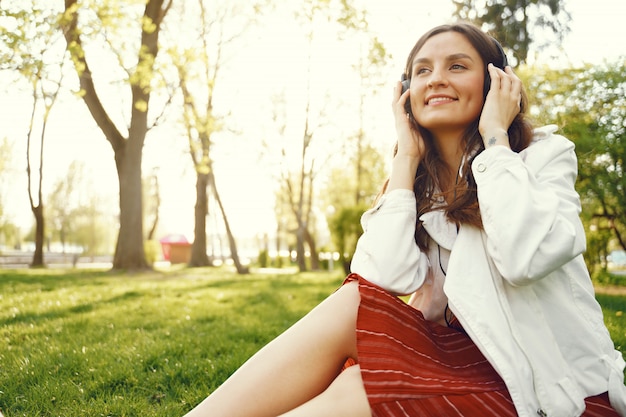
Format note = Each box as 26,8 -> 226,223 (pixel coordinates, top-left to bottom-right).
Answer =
0,289 -> 145,327
0,268 -> 116,291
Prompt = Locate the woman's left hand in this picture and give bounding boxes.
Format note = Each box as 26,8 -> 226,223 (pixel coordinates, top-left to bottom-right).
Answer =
478,64 -> 522,149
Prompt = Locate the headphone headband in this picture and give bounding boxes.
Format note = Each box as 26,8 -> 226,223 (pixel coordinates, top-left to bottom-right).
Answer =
491,37 -> 508,69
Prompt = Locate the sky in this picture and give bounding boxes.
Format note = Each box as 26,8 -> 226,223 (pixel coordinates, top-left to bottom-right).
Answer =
2,0 -> 625,250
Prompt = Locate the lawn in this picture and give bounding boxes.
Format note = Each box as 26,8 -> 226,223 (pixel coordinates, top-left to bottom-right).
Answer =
0,267 -> 344,416
0,267 -> 624,417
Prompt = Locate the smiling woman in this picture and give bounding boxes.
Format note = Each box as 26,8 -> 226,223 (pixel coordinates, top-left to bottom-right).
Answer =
180,21 -> 626,417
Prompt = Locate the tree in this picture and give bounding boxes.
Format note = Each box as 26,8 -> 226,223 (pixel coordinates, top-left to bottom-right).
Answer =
26,49 -> 63,267
72,193 -> 117,258
45,160 -> 116,257
259,1 -> 328,272
452,0 -> 570,65
325,141 -> 386,273
523,60 -> 626,272
166,0 -> 267,272
1,2 -> 67,266
270,101 -> 322,272
261,0 -> 389,272
144,167 -> 160,242
0,137 -> 19,250
327,200 -> 368,273
319,1 -> 390,273
47,161 -> 84,252
272,0 -> 385,272
61,0 -> 173,270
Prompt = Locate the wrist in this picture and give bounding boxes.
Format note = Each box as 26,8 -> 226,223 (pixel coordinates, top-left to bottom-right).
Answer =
388,154 -> 420,191
481,128 -> 511,149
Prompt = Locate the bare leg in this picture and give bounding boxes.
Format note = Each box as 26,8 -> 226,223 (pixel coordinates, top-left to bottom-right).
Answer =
278,365 -> 371,417
184,281 -> 364,417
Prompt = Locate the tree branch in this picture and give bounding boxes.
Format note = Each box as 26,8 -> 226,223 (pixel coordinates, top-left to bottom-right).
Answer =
62,0 -> 126,152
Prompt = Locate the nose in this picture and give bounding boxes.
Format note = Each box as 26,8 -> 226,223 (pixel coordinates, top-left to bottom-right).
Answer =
427,67 -> 448,88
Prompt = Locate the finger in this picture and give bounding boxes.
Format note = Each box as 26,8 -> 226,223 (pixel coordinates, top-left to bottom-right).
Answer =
505,67 -> 522,92
393,81 -> 402,101
487,63 -> 504,90
392,81 -> 409,105
401,89 -> 410,111
392,82 -> 412,124
492,66 -> 519,99
502,65 -> 519,80
393,83 -> 410,113
502,67 -> 522,104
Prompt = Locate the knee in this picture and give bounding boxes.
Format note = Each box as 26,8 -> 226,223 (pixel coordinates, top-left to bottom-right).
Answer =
323,365 -> 371,416
331,365 -> 362,395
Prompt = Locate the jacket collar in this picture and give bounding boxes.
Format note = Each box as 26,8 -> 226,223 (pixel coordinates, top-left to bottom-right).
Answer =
419,210 -> 457,250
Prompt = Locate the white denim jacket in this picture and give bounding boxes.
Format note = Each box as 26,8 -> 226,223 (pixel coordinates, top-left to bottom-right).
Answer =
351,126 -> 626,417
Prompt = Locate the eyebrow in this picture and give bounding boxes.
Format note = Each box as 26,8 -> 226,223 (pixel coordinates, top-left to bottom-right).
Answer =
413,53 -> 475,66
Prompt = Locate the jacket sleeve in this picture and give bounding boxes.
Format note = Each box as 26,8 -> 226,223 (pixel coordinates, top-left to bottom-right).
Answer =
472,126 -> 586,286
350,189 -> 429,295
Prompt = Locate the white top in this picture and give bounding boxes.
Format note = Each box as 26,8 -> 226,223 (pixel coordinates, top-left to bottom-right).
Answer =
406,211 -> 454,326
351,125 -> 626,417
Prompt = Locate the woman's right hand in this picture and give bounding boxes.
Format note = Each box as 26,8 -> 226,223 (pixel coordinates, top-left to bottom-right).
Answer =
393,81 -> 426,161
388,82 -> 425,191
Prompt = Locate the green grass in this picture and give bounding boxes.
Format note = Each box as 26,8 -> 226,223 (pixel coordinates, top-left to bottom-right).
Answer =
596,291 -> 626,353
0,267 -> 343,416
0,267 -> 624,417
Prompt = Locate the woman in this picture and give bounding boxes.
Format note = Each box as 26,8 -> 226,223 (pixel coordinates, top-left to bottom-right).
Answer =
184,22 -> 626,417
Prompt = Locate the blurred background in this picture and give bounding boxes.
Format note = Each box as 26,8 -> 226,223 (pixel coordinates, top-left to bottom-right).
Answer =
0,0 -> 624,278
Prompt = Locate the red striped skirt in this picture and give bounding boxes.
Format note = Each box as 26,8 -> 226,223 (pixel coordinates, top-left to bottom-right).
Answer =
343,273 -> 619,417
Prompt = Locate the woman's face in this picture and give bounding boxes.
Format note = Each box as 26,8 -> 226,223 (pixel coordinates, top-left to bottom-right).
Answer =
408,31 -> 485,137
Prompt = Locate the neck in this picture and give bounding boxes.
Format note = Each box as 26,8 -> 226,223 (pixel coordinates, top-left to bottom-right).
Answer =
432,131 -> 464,183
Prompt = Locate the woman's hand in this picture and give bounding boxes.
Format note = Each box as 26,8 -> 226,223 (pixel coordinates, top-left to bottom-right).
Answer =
393,81 -> 426,160
478,64 -> 522,149
388,81 -> 425,192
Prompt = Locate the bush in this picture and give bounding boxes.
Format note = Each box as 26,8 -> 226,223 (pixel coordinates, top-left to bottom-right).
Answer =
592,269 -> 626,286
144,240 -> 161,266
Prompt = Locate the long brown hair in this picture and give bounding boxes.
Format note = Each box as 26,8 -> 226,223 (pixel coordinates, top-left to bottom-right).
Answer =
381,22 -> 534,250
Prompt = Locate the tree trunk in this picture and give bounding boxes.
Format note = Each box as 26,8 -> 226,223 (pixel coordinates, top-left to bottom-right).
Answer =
294,167 -> 307,272
31,205 -> 44,267
189,172 -> 210,266
295,225 -> 307,272
112,141 -> 148,270
146,173 -> 160,241
303,226 -> 319,270
275,219 -> 283,268
208,171 -> 248,274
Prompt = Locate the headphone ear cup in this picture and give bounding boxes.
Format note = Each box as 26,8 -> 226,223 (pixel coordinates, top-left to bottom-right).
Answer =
401,74 -> 412,114
483,37 -> 508,97
483,73 -> 491,97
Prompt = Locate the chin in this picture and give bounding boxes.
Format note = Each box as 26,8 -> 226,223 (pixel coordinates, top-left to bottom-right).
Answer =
418,115 -> 476,132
